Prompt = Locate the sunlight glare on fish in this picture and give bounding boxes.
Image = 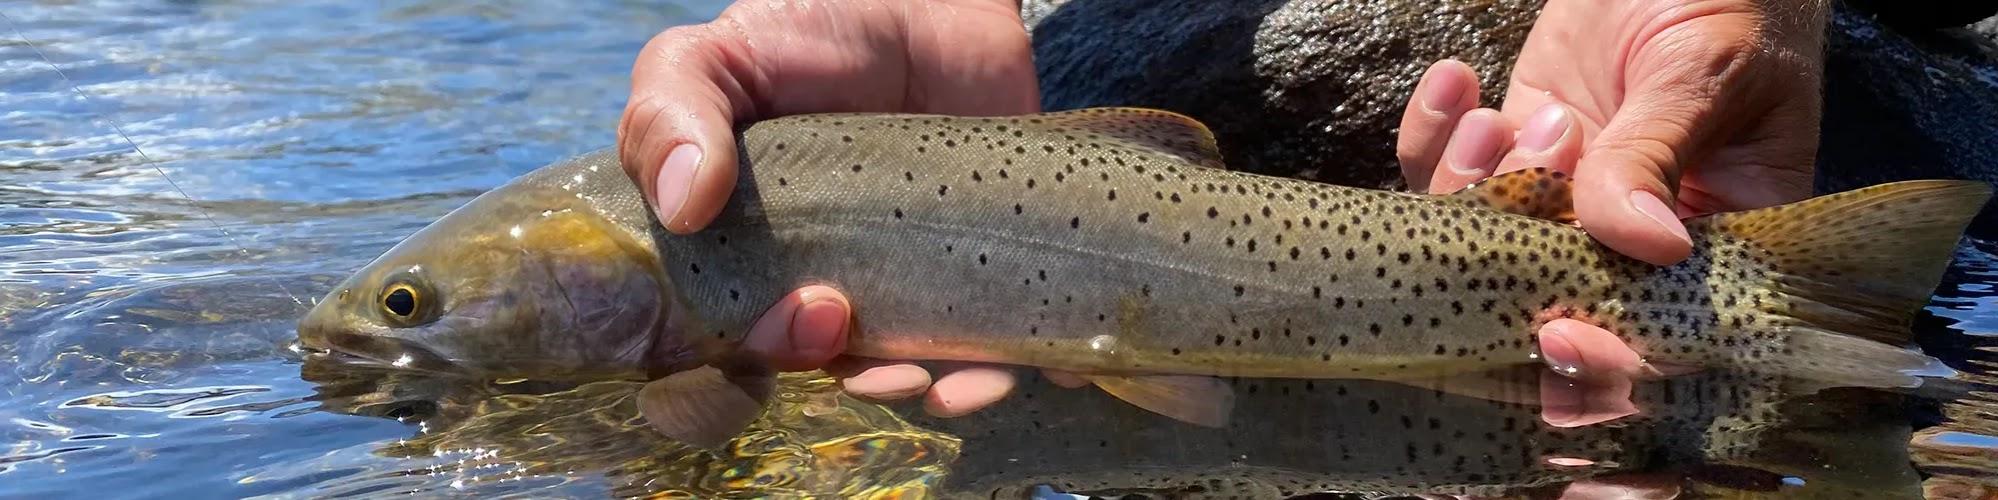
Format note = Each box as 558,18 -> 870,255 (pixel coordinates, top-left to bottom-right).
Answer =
509,225 -> 523,239
392,354 -> 414,368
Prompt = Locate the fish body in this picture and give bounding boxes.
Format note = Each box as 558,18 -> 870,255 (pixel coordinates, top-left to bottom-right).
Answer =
297,108 -> 1988,447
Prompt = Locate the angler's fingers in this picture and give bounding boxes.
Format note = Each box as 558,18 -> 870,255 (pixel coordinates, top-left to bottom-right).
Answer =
830,358 -> 934,402
925,364 -> 1017,417
1427,108 -> 1513,194
1489,102 -> 1581,177
619,23 -> 759,234
1567,77 -> 1710,265
1042,369 -> 1090,388
1397,59 -> 1481,193
741,285 -> 851,372
1536,319 -> 1645,384
1538,368 -> 1637,428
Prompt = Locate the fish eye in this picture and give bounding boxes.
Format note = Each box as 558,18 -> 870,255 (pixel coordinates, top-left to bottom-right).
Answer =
381,283 -> 420,319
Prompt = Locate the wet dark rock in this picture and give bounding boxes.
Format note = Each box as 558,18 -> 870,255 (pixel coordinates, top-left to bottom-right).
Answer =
1025,0 -> 1541,190
1024,0 -> 1998,235
1816,7 -> 1998,235
1845,0 -> 1998,31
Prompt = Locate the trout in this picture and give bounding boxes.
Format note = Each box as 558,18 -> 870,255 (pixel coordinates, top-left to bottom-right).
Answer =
296,108 -> 1988,449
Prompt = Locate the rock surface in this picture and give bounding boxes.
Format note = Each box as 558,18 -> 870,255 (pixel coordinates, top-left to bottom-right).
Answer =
1026,0 -> 1541,190
1023,0 -> 1998,234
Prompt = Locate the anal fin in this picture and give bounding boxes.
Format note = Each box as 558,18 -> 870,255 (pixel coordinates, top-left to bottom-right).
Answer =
1083,374 -> 1234,427
636,353 -> 776,450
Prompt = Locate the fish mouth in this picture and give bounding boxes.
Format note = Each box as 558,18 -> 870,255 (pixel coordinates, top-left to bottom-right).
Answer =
296,329 -> 460,375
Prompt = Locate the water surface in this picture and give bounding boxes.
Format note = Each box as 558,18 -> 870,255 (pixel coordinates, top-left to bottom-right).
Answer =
3,1 -> 1997,498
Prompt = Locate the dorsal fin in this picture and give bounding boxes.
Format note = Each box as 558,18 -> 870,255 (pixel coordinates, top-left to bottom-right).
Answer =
1440,168 -> 1577,223
1038,107 -> 1225,169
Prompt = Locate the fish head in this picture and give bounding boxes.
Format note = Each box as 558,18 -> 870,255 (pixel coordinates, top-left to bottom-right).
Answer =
298,190 -> 671,380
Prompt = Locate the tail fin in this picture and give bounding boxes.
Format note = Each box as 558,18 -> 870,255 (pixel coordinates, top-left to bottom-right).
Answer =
1705,180 -> 1991,388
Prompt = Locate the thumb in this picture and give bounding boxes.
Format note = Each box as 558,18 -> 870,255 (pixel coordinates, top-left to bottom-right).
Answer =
1569,81 -> 1713,266
618,24 -> 758,234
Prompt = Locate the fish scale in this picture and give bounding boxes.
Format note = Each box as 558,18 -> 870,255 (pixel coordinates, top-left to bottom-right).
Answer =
674,110 -> 1588,379
297,107 -> 1988,447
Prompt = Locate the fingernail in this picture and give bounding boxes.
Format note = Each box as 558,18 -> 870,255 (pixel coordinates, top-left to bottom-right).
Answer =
1538,323 -> 1584,377
1629,190 -> 1693,245
788,294 -> 848,362
1419,65 -> 1468,114
655,143 -> 701,227
1515,104 -> 1569,153
1446,115 -> 1502,175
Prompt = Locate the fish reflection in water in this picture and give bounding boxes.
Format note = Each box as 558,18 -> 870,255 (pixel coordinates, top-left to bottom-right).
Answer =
297,357 -> 961,498
297,354 -> 1922,499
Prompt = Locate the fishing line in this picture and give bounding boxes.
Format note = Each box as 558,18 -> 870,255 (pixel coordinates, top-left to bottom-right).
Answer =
3,11 -> 310,309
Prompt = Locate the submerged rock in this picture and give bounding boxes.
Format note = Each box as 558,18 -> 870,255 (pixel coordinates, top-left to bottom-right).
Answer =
1024,0 -> 1998,235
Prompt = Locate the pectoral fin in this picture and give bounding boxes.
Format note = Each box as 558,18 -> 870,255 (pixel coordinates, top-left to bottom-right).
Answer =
636,357 -> 775,450
1083,374 -> 1234,427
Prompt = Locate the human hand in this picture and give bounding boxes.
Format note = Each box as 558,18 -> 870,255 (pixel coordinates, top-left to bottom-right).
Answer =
617,0 -> 1039,416
1395,0 -> 1826,388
